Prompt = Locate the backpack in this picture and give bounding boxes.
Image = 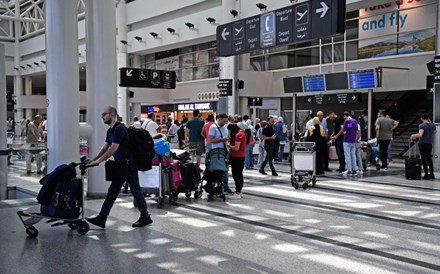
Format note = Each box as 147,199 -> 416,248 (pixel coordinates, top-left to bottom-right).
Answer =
177,123 -> 186,141
127,127 -> 155,171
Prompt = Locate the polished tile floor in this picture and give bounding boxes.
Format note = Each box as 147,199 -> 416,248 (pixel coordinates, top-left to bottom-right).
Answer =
1,158 -> 440,274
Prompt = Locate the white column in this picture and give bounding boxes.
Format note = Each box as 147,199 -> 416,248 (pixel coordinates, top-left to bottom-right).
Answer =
86,0 -> 118,197
132,54 -> 141,68
219,0 -> 238,115
116,0 -> 128,124
24,76 -> 33,118
14,0 -> 23,122
0,45 -> 7,200
45,0 -> 79,172
132,103 -> 141,119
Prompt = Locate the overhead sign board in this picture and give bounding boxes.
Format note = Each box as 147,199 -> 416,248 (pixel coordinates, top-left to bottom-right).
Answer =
247,97 -> 263,106
305,93 -> 360,105
348,69 -> 376,89
303,75 -> 325,92
217,79 -> 233,97
217,0 -> 345,57
119,68 -> 176,89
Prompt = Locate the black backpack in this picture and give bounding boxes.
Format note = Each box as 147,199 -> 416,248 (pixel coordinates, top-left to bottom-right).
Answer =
127,127 -> 155,171
177,123 -> 186,141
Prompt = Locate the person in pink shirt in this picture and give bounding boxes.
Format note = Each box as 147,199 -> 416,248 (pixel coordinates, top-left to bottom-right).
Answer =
227,123 -> 246,200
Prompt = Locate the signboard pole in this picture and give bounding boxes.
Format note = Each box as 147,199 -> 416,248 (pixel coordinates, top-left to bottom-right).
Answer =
292,94 -> 297,141
367,89 -> 373,140
432,1 -> 440,173
218,0 -> 238,115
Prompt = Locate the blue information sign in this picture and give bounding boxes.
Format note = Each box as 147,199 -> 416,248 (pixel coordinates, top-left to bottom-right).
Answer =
348,69 -> 376,89
303,75 -> 325,92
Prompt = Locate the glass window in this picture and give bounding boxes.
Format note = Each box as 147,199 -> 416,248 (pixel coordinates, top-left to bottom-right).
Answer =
194,51 -> 209,66
180,46 -> 193,54
250,56 -> 269,71
195,66 -> 209,80
181,68 -> 194,81
210,64 -> 220,78
209,49 -> 219,63
180,53 -> 193,68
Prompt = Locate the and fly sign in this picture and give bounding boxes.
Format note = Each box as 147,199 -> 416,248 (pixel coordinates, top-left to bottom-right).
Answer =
119,68 -> 176,89
216,0 -> 345,57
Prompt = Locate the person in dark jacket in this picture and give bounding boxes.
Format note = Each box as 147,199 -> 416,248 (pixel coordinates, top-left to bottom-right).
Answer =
307,117 -> 326,175
411,113 -> 436,180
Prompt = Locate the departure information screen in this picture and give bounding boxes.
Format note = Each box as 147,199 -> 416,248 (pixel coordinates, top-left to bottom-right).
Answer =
348,69 -> 376,89
303,75 -> 325,92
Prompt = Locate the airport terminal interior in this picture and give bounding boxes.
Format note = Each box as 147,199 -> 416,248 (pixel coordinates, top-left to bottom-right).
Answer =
1,0 -> 440,273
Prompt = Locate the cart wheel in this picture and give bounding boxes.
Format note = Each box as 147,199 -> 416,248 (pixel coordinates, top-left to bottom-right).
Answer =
302,183 -> 308,190
173,192 -> 179,201
194,190 -> 202,199
221,194 -> 226,201
158,197 -> 164,208
376,164 -> 380,170
68,223 -> 77,230
169,195 -> 176,205
185,192 -> 191,198
26,226 -> 39,238
77,221 -> 89,235
298,175 -> 303,182
207,195 -> 213,202
312,176 -> 317,187
294,183 -> 299,189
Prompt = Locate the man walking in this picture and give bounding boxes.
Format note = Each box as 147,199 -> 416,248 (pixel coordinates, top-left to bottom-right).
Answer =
25,115 -> 44,174
375,110 -> 398,170
259,117 -> 278,176
141,112 -> 160,137
86,106 -> 152,228
328,112 -> 346,172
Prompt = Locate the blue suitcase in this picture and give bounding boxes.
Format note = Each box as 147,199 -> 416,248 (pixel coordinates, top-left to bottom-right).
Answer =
40,179 -> 82,219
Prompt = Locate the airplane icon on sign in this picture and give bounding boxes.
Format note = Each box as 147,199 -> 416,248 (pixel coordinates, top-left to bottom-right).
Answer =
234,26 -> 243,36
297,10 -> 307,21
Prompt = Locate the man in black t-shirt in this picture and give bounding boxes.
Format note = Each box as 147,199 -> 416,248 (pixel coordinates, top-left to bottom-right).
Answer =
327,112 -> 346,172
259,117 -> 278,176
86,106 -> 152,229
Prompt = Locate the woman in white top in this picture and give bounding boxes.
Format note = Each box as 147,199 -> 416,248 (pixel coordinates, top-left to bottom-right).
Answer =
168,120 -> 180,143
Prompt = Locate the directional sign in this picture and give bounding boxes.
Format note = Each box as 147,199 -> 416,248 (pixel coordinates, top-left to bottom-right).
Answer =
217,79 -> 233,97
119,68 -> 176,89
216,0 -> 346,57
305,93 -> 359,105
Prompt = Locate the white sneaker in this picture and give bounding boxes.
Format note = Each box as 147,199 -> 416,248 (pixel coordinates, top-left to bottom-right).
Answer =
358,170 -> 363,175
228,193 -> 242,200
341,170 -> 350,175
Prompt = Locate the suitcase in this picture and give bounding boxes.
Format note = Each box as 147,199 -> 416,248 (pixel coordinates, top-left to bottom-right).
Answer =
405,141 -> 421,180
40,179 -> 82,219
180,162 -> 201,190
169,160 -> 182,191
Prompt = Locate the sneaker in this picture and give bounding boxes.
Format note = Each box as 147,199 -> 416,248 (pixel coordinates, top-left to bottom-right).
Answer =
429,174 -> 435,180
341,170 -> 350,175
358,170 -> 363,175
86,215 -> 106,229
239,192 -> 243,198
422,175 -> 430,180
352,171 -> 358,176
132,216 -> 153,227
272,172 -> 279,176
258,170 -> 267,175
228,193 -> 242,200
323,168 -> 332,172
383,167 -> 388,171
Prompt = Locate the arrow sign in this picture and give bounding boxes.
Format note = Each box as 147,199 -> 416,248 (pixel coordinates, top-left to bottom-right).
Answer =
126,69 -> 133,77
221,28 -> 230,40
316,2 -> 328,18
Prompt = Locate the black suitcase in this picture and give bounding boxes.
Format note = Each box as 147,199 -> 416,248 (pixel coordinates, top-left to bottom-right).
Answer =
40,179 -> 82,219
180,162 -> 201,189
405,142 -> 421,180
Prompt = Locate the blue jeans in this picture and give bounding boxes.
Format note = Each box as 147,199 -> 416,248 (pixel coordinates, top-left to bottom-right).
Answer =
277,143 -> 285,162
343,142 -> 358,172
257,145 -> 265,168
100,161 -> 149,218
245,144 -> 254,168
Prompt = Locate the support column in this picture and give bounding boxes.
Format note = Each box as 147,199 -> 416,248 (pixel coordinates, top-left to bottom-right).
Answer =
291,94 -> 297,140
45,0 -> 79,172
367,88 -> 373,140
432,1 -> 440,172
132,54 -> 141,68
116,0 -> 129,124
132,103 -> 141,119
0,45 -> 7,200
24,76 -> 33,118
218,0 -> 238,115
86,0 -> 118,197
14,0 -> 23,122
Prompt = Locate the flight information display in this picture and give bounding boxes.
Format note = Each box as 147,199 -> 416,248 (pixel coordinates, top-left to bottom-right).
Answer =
348,69 -> 376,89
303,75 -> 325,92
325,72 -> 348,90
283,76 -> 303,93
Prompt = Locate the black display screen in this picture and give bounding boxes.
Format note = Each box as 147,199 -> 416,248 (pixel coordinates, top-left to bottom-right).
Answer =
325,72 -> 348,90
283,77 -> 303,93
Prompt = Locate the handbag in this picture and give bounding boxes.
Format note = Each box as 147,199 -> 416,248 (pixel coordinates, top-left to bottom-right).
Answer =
328,141 -> 338,161
105,160 -> 130,182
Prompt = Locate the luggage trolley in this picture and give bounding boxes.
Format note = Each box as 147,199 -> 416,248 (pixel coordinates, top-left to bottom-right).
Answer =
17,159 -> 97,238
291,142 -> 316,190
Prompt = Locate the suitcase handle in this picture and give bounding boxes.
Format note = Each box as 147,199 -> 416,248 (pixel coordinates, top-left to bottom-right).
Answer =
408,140 -> 419,159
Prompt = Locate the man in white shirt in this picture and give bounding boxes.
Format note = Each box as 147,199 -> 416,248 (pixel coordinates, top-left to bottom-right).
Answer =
141,113 -> 160,137
131,117 -> 142,129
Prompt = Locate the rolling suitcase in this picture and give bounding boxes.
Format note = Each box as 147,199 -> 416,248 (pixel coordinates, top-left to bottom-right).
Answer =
405,141 -> 421,180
